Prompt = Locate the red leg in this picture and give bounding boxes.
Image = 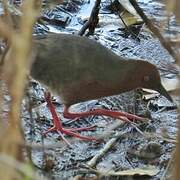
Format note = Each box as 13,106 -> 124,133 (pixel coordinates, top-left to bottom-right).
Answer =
44,92 -> 97,141
63,106 -> 144,121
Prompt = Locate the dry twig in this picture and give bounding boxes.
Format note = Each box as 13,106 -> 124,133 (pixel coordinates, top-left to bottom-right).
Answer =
0,0 -> 41,179
129,0 -> 179,62
78,0 -> 101,36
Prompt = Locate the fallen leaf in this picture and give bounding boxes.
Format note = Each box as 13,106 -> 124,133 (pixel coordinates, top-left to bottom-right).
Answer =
142,88 -> 157,94
142,88 -> 158,100
118,0 -> 140,18
161,77 -> 180,93
142,93 -> 159,100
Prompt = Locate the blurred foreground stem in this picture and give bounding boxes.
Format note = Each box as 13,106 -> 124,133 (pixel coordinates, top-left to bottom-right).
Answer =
0,0 -> 40,179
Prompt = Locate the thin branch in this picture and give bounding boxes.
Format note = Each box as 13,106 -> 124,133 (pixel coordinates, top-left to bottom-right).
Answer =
87,131 -> 125,168
78,0 -> 101,36
129,0 -> 179,62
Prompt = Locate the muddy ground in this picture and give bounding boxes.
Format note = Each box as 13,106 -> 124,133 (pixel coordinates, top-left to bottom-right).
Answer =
3,0 -> 179,179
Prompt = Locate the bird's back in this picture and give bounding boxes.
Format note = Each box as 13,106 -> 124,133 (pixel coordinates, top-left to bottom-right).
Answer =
31,34 -> 137,105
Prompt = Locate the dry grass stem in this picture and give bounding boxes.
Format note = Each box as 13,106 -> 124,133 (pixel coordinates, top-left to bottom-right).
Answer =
0,0 -> 41,179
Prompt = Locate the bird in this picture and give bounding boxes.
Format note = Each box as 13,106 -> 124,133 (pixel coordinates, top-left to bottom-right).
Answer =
30,33 -> 173,141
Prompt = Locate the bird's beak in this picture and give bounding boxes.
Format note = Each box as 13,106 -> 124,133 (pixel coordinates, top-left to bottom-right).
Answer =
157,84 -> 173,102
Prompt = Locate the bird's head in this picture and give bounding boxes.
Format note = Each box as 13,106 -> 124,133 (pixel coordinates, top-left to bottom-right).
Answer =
136,60 -> 173,102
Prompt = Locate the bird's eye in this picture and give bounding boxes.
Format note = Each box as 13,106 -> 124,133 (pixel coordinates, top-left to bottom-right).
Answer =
143,75 -> 150,82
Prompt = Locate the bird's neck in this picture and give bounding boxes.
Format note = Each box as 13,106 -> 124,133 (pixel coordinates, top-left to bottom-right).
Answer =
110,59 -> 142,94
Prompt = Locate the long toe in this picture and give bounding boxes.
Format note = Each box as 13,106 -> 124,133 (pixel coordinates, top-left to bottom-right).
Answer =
43,126 -> 57,135
43,125 -> 97,141
68,125 -> 96,132
62,128 -> 97,141
113,111 -> 144,121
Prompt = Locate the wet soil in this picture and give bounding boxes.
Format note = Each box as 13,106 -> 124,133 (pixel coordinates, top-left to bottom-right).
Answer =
1,0 -> 180,179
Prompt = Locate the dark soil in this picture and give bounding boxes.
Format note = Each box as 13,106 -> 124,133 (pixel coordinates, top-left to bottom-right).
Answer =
3,0 -> 180,179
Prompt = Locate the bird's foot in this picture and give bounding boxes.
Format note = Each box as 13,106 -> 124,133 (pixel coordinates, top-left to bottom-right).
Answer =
43,125 -> 97,141
44,91 -> 97,142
